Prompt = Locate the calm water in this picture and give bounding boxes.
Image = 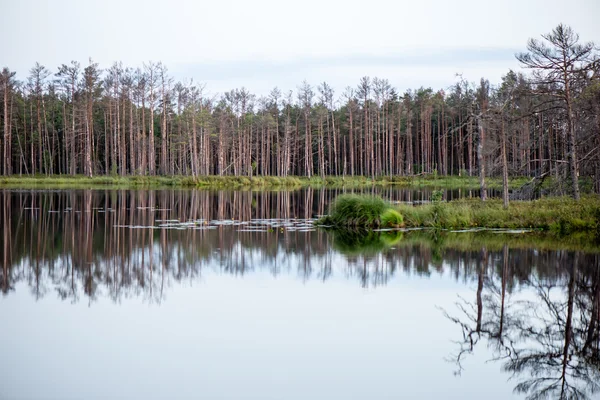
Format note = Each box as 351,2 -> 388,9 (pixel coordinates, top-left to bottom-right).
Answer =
1,189 -> 599,400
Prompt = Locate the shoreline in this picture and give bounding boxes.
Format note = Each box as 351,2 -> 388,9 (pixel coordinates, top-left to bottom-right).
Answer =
317,194 -> 600,236
0,174 -> 530,189
396,196 -> 600,236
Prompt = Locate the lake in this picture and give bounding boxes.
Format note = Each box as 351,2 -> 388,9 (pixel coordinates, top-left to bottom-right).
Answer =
1,188 -> 599,400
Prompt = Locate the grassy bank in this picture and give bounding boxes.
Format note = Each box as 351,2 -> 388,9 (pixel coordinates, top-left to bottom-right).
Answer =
0,174 -> 531,189
315,192 -> 600,235
0,175 -> 304,188
396,196 -> 600,235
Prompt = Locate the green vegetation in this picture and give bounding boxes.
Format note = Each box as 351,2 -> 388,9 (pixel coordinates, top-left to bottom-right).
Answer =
318,194 -> 387,227
329,228 -> 600,257
372,175 -> 531,189
325,221 -> 600,260
398,230 -> 600,253
0,174 -> 531,189
381,209 -> 404,227
397,196 -> 600,235
327,225 -> 600,257
0,175 -> 189,188
0,175 -> 304,188
332,229 -> 404,256
317,194 -> 405,228
317,192 -> 600,249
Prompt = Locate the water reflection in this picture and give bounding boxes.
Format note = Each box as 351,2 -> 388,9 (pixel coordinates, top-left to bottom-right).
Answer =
1,189 -> 600,399
332,229 -> 404,256
3,189 -> 594,299
444,249 -> 600,399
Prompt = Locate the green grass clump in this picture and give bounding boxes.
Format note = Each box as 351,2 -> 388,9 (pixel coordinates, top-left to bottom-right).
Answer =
324,194 -> 388,227
318,194 -> 407,228
381,209 -> 404,227
395,204 -> 432,227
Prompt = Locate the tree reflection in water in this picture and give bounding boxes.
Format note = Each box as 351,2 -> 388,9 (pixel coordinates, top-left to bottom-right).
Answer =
444,248 -> 600,399
2,189 -> 600,399
1,188 -> 399,299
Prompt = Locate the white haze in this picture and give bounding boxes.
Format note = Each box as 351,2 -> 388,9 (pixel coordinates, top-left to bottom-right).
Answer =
1,0 -> 598,97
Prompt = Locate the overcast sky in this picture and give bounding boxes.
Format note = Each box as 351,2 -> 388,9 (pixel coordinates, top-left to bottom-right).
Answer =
1,0 -> 598,98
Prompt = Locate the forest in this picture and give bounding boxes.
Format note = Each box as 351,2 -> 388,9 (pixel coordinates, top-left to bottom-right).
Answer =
1,24 -> 599,198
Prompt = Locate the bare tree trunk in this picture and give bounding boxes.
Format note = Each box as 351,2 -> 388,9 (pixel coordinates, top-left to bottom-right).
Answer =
140,94 -> 146,175
442,103 -> 447,175
218,118 -> 224,176
160,65 -> 168,175
275,109 -> 280,175
146,63 -> 156,176
318,115 -> 324,178
564,73 -> 580,200
104,111 -> 109,175
85,103 -> 93,177
458,114 -> 464,175
121,90 -> 127,175
406,110 -> 413,175
71,79 -> 76,175
149,93 -> 155,176
305,111 -> 311,178
501,117 -> 509,209
437,111 -> 442,175
468,114 -> 473,176
477,116 -> 487,201
129,90 -> 135,174
396,105 -> 403,175
191,106 -> 198,178
2,75 -> 10,175
116,84 -> 121,175
331,110 -> 337,176
37,95 -> 43,174
349,105 -> 354,176
30,102 -> 35,175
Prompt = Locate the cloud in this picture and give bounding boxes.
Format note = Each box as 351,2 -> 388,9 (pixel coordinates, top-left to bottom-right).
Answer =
1,0 -> 596,97
172,48 -> 520,96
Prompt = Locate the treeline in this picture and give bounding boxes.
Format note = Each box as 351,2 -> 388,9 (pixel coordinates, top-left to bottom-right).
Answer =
0,25 -> 598,193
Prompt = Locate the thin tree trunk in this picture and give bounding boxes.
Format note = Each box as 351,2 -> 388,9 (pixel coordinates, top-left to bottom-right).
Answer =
477,115 -> 487,201
2,78 -> 10,175
501,117 -> 509,209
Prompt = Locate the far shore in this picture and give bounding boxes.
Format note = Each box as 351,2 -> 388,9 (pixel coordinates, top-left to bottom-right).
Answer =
0,174 -> 532,190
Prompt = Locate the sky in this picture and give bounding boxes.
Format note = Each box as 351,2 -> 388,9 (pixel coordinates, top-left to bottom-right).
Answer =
1,0 -> 599,99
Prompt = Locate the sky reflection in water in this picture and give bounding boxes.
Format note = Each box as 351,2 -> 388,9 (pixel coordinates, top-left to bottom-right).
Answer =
1,189 -> 599,400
